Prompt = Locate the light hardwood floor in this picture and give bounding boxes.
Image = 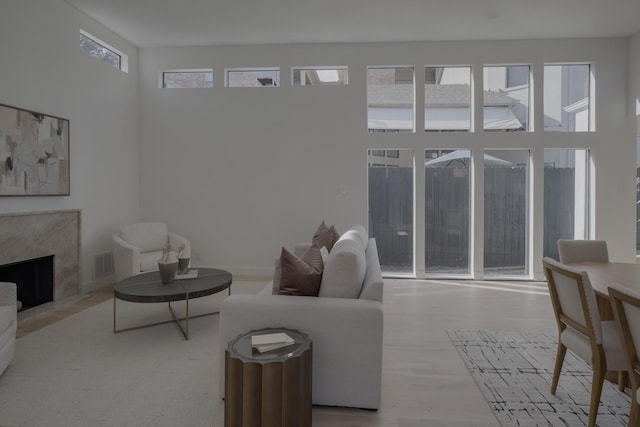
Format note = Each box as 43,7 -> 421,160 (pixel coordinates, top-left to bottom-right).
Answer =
17,277 -> 557,427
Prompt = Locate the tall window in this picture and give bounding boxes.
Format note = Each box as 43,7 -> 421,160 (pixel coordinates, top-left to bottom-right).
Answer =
544,64 -> 592,132
425,149 -> 471,275
483,66 -> 530,131
226,68 -> 280,87
484,150 -> 530,276
367,67 -> 415,133
425,66 -> 472,132
79,30 -> 127,72
544,149 -> 590,260
162,70 -> 213,88
368,149 -> 414,275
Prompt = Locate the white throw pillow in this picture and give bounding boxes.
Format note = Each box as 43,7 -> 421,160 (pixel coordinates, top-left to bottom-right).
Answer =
318,235 -> 366,299
349,224 -> 369,248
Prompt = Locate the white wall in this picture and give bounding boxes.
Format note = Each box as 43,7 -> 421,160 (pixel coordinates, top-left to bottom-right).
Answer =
631,31 -> 640,116
139,38 -> 636,278
0,0 -> 140,289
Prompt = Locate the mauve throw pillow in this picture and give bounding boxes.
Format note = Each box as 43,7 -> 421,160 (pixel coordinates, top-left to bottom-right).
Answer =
278,245 -> 324,296
272,257 -> 282,294
312,221 -> 340,251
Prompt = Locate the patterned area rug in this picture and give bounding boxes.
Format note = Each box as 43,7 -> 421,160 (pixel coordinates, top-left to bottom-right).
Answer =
448,330 -> 632,426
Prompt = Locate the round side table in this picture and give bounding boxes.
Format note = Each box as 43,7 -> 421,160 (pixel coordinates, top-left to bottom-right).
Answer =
224,328 -> 312,427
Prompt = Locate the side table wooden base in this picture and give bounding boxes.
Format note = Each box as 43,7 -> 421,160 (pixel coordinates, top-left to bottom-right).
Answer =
224,328 -> 312,427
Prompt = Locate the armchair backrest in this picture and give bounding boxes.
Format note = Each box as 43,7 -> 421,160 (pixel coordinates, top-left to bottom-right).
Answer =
542,257 -> 602,345
119,222 -> 168,253
557,239 -> 609,264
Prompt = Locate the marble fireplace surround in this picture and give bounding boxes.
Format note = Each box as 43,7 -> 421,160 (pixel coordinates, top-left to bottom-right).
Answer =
0,210 -> 80,300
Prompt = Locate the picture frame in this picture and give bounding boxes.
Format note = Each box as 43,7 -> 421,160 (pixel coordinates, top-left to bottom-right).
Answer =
0,103 -> 69,196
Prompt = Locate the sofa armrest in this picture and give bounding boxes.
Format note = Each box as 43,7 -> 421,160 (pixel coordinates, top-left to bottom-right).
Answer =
168,232 -> 191,257
219,294 -> 383,408
112,235 -> 140,281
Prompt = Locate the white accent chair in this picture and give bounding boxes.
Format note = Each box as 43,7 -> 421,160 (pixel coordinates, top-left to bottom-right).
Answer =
542,257 -> 626,427
0,281 -> 17,376
112,222 -> 190,281
609,283 -> 640,427
557,239 -> 609,264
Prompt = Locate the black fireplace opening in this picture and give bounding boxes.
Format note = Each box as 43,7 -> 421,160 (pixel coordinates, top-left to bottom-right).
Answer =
0,255 -> 54,311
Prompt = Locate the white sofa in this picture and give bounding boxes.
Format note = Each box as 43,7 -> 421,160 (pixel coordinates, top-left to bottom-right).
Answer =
0,281 -> 17,376
219,226 -> 384,409
112,222 -> 191,281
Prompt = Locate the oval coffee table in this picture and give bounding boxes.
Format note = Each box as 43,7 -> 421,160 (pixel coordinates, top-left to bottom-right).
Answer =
114,267 -> 232,340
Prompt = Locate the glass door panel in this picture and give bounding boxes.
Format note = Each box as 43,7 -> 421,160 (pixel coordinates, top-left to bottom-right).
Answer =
425,149 -> 471,274
484,149 -> 530,276
543,149 -> 590,260
368,149 -> 414,275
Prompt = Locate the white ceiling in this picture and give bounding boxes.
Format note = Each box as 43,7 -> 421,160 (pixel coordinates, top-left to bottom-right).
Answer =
64,0 -> 640,48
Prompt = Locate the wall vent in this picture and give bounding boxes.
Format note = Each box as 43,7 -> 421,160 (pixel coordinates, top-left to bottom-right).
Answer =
94,252 -> 114,279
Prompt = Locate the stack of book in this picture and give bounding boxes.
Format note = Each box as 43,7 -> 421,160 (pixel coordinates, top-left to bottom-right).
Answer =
175,269 -> 198,280
251,332 -> 295,353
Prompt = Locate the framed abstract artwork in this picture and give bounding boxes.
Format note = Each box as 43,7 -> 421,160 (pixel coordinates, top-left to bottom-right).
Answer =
0,103 -> 69,196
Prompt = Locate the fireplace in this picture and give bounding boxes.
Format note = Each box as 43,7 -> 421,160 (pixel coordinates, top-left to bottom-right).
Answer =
0,210 -> 80,301
0,256 -> 54,311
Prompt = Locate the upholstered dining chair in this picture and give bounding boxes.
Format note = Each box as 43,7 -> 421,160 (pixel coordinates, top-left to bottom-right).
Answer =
557,239 -> 609,264
609,283 -> 640,427
542,257 -> 627,427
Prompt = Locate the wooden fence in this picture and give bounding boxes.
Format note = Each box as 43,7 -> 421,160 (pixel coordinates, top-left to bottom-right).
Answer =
369,166 -> 576,272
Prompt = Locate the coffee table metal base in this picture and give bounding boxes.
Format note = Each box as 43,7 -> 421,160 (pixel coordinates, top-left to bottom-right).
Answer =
113,297 -> 221,340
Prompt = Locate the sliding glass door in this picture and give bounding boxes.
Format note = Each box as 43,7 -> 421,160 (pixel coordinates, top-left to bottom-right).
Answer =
368,149 -> 414,275
543,149 -> 590,260
484,150 -> 530,277
424,149 -> 471,275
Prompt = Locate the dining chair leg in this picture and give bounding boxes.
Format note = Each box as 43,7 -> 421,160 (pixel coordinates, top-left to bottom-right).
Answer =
551,342 -> 567,395
618,371 -> 626,392
630,400 -> 639,427
630,388 -> 639,427
588,360 -> 606,427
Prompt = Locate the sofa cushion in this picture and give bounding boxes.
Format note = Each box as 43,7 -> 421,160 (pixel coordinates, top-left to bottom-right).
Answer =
359,239 -> 384,302
277,245 -> 323,296
318,232 -> 366,299
312,221 -> 340,252
120,222 -> 168,253
140,251 -> 163,272
0,306 -> 14,332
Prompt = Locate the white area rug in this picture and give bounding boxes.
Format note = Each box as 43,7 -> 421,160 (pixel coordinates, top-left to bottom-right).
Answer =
0,294 -> 227,427
448,329 -> 632,427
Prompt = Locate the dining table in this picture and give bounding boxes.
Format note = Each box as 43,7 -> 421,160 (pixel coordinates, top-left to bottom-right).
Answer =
567,261 -> 640,321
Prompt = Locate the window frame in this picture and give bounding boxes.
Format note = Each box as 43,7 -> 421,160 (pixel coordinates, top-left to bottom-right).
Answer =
79,29 -> 128,73
543,63 -> 594,132
160,69 -> 214,89
424,65 -> 473,132
225,67 -> 280,88
367,65 -> 416,133
292,66 -> 348,86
